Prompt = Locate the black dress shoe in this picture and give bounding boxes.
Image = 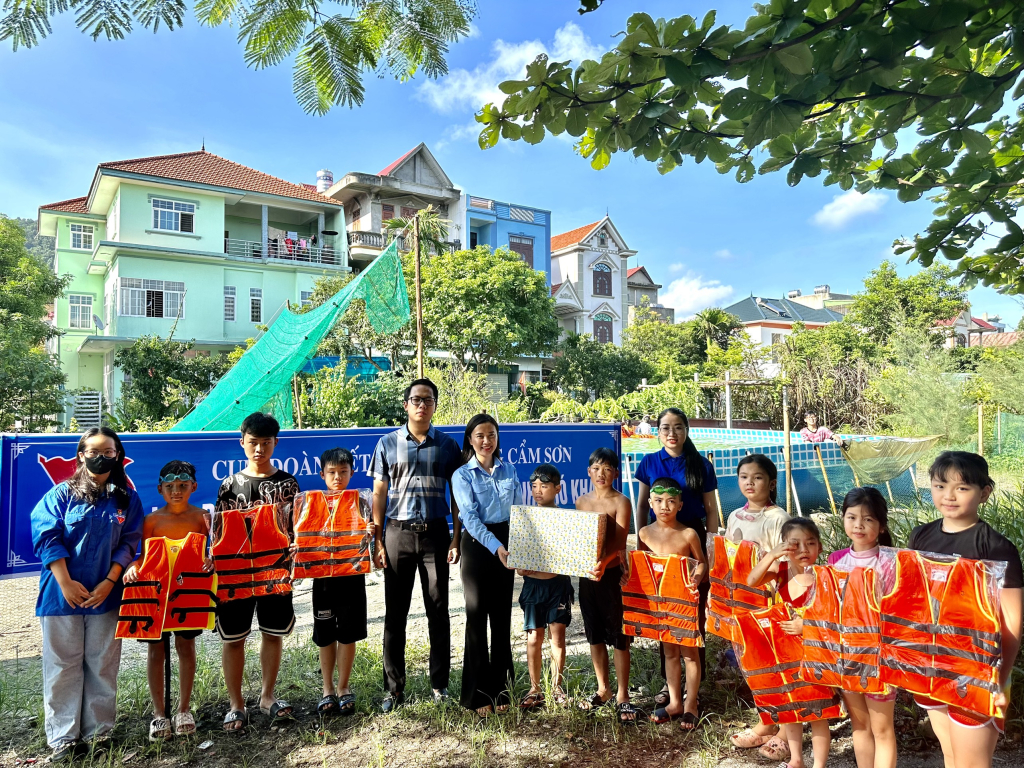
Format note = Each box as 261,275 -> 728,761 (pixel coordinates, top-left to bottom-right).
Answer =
381,692 -> 404,713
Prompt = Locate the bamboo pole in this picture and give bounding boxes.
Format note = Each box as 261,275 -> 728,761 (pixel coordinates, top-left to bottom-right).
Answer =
814,444 -> 837,514
708,451 -> 723,521
885,480 -> 896,507
978,403 -> 984,456
414,215 -> 425,379
292,374 -> 304,429
725,370 -> 733,429
997,407 -> 1002,454
783,386 -> 792,515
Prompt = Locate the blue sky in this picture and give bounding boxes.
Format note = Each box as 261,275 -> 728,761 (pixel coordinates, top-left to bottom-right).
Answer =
1,0 -> 1018,326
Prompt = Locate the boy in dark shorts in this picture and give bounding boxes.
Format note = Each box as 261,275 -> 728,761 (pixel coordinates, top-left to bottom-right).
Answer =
123,460 -> 211,741
516,464 -> 574,709
311,448 -> 372,717
214,412 -> 300,731
576,447 -> 635,723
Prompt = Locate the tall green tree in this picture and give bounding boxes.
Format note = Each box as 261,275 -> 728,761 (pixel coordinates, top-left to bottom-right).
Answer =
691,306 -> 742,354
621,300 -> 703,381
9,215 -> 55,269
549,332 -> 653,400
0,216 -> 70,430
846,260 -> 967,344
2,0 -> 476,115
479,2 -> 1024,292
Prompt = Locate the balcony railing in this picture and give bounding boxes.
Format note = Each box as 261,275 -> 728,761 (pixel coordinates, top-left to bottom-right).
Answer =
224,238 -> 341,266
469,196 -> 494,210
347,231 -> 406,251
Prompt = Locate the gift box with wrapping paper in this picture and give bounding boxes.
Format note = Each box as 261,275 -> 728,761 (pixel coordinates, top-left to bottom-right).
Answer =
506,504 -> 610,579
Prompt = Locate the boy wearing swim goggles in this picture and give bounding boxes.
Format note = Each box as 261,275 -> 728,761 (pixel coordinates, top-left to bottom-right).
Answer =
123,460 -> 212,741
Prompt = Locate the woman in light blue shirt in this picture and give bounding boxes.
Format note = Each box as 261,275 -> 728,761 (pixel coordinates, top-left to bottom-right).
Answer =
451,413 -> 522,717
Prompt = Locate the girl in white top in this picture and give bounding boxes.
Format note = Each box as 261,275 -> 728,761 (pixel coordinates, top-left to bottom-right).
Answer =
726,453 -> 792,759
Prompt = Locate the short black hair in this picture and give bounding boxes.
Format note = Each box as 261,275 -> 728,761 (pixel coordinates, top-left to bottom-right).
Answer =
320,447 -> 354,471
588,447 -> 618,468
530,463 -> 561,484
929,451 -> 993,489
650,476 -> 682,493
159,460 -> 196,481
805,411 -> 817,417
404,378 -> 439,401
781,517 -> 821,544
240,412 -> 281,438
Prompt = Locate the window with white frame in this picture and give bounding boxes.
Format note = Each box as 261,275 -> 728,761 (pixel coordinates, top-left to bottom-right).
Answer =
300,290 -> 313,308
118,278 -> 185,319
224,286 -> 236,321
152,198 -> 196,233
250,288 -> 263,322
70,223 -> 94,250
68,294 -> 93,329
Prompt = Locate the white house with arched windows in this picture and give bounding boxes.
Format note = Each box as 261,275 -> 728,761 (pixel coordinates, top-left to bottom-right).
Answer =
549,216 -> 633,344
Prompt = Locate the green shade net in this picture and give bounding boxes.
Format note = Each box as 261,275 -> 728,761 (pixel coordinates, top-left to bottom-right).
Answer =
839,436 -> 942,485
172,241 -> 410,432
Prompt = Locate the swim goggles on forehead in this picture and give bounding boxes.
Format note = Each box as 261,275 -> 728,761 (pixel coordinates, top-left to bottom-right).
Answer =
529,471 -> 558,484
650,485 -> 682,496
159,472 -> 195,484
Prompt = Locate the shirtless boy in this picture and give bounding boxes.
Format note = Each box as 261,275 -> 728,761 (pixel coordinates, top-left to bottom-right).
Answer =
575,447 -> 636,723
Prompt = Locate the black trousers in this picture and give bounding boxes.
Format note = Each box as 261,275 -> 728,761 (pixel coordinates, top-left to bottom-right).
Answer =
459,523 -> 515,710
660,517 -> 708,683
382,519 -> 451,694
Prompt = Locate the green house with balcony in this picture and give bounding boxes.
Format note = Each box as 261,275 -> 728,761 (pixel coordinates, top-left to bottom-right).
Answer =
37,150 -> 347,423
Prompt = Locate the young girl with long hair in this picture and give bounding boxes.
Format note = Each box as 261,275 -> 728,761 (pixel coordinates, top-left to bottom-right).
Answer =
30,427 -> 143,761
450,414 -> 522,717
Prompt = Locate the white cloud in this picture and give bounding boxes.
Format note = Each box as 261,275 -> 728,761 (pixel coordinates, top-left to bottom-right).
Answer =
660,273 -> 735,319
418,22 -> 603,114
812,190 -> 888,229
714,248 -> 734,259
668,262 -> 684,273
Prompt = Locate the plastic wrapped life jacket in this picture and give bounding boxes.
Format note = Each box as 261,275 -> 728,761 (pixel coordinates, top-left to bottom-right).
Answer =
292,490 -> 372,579
706,534 -> 773,644
800,565 -> 886,694
735,602 -> 845,725
116,532 -> 217,640
212,504 -> 292,602
878,549 -> 1003,717
622,550 -> 703,647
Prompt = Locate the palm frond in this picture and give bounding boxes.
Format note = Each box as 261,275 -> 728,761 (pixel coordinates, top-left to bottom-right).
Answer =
193,0 -> 239,26
239,0 -> 311,69
75,0 -> 134,40
132,0 -> 184,32
0,0 -> 65,49
292,14 -> 366,114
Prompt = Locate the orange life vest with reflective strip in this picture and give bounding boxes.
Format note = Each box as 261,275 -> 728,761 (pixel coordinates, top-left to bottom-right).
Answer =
116,532 -> 217,640
735,603 -> 844,725
878,549 -> 1003,717
800,565 -> 885,694
292,490 -> 372,579
622,550 -> 703,647
212,504 -> 292,602
706,535 -> 773,644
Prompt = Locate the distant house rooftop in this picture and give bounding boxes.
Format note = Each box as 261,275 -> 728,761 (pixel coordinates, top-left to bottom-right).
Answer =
723,295 -> 844,325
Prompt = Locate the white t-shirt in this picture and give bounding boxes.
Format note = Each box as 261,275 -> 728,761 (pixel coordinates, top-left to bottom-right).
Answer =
725,504 -> 790,551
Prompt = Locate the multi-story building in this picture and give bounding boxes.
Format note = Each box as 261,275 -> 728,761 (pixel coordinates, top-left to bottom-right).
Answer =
626,266 -> 674,324
786,284 -> 855,315
325,143 -> 552,280
37,150 -> 347,419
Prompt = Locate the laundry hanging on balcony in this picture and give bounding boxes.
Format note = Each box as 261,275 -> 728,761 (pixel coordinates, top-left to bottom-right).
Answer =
171,241 -> 410,432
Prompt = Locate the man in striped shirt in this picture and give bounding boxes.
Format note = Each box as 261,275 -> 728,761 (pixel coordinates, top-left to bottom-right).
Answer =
369,378 -> 463,712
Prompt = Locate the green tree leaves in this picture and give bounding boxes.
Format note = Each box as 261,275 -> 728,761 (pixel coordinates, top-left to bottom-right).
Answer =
479,1 -> 1024,292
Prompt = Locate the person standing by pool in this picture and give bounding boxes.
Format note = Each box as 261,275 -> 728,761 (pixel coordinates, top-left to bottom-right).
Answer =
633,407 -> 720,707
799,411 -> 842,444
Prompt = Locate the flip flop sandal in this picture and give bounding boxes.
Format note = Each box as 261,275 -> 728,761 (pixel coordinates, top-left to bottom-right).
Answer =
649,707 -> 683,725
730,727 -> 773,749
759,735 -> 791,761
616,701 -> 639,724
260,700 -> 294,721
654,686 -> 670,707
317,694 -> 340,716
679,712 -> 699,731
553,691 -> 569,706
223,708 -> 248,733
578,692 -> 612,712
519,692 -> 545,710
149,717 -> 173,742
172,711 -> 196,736
338,693 -> 356,717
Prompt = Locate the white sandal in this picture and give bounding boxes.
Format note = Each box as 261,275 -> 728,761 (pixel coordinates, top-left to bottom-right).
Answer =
173,711 -> 196,736
149,717 -> 173,741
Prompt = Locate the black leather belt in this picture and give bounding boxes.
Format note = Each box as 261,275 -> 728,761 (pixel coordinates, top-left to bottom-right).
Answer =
390,518 -> 445,533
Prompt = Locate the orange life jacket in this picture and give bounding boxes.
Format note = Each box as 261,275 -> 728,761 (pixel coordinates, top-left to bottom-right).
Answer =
116,532 -> 217,640
706,535 -> 772,644
292,490 -> 372,579
622,550 -> 703,647
800,565 -> 886,694
211,504 -> 292,602
878,549 -> 1003,716
735,603 -> 844,725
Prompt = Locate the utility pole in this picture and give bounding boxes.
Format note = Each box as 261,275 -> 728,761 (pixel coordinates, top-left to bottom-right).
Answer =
414,214 -> 424,379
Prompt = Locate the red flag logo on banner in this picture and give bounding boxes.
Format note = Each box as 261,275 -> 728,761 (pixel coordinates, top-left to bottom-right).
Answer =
38,454 -> 136,489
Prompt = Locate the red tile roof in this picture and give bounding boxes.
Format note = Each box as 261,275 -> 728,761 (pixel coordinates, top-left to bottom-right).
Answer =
39,196 -> 89,214
971,331 -> 1021,347
934,318 -> 957,326
551,282 -> 562,295
971,316 -> 998,331
378,147 -> 416,177
97,151 -> 334,204
627,266 -> 643,277
551,221 -> 600,251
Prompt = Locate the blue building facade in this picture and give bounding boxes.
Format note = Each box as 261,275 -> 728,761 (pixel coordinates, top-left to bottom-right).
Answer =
465,195 -> 552,286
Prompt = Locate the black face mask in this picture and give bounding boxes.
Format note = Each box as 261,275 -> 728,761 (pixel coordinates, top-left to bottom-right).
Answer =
84,454 -> 120,475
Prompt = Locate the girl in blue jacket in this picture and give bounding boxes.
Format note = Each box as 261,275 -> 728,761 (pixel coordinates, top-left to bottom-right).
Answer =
31,427 -> 143,761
